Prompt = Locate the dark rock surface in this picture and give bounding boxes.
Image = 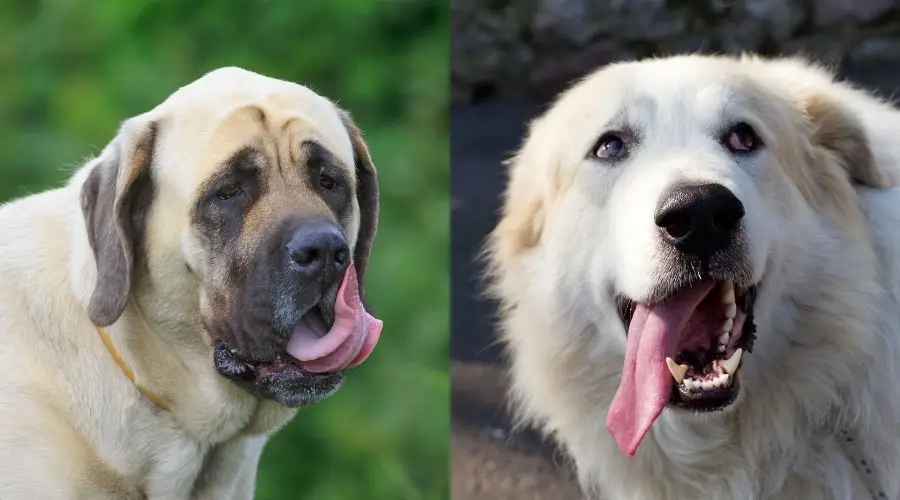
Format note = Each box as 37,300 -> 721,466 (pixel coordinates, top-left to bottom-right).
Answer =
452,0 -> 900,102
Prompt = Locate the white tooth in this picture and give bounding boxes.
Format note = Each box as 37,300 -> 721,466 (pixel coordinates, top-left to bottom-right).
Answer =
684,379 -> 697,390
726,302 -> 737,319
666,357 -> 688,384
701,380 -> 714,390
722,318 -> 733,333
720,373 -> 730,386
722,348 -> 743,375
718,344 -> 727,353
722,282 -> 735,304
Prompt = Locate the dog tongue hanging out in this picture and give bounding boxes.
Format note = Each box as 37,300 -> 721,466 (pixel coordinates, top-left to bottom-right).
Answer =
607,280 -> 756,457
286,262 -> 382,373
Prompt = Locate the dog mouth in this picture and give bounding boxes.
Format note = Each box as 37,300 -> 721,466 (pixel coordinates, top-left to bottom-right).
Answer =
617,282 -> 758,411
215,303 -> 334,376
213,263 -> 383,407
607,279 -> 758,457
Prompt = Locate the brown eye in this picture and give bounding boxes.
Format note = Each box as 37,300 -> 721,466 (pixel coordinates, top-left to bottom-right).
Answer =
215,183 -> 243,200
319,173 -> 336,190
594,134 -> 627,160
725,123 -> 761,153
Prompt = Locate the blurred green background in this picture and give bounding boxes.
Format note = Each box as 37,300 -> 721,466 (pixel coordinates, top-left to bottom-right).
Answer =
0,1 -> 448,499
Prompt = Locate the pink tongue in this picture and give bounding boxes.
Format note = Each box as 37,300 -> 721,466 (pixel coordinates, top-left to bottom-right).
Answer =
606,281 -> 715,457
285,262 -> 383,373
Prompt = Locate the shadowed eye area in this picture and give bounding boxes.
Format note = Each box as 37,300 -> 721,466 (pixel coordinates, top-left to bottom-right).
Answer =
319,173 -> 336,190
215,182 -> 243,200
594,134 -> 627,160
724,123 -> 761,153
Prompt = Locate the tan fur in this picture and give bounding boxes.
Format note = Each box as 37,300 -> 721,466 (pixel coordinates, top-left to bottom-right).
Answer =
0,67 -> 371,499
486,54 -> 900,499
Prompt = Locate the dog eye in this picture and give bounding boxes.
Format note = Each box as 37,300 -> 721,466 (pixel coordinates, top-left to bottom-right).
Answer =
319,173 -> 336,190
215,183 -> 243,201
594,134 -> 627,160
724,123 -> 761,153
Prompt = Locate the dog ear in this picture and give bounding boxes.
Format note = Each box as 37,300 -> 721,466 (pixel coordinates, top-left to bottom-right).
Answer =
80,117 -> 158,327
486,115 -> 553,267
803,92 -> 894,189
491,152 -> 546,261
338,110 -> 379,285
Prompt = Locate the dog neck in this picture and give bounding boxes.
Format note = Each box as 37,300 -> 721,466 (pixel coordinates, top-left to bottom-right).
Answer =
95,325 -> 171,411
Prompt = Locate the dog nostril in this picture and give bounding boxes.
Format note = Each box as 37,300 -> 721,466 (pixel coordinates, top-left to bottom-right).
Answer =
334,248 -> 349,268
660,214 -> 691,239
293,248 -> 319,266
712,205 -> 745,231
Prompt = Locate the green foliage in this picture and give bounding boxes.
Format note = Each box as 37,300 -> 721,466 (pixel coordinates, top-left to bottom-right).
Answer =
0,1 -> 449,499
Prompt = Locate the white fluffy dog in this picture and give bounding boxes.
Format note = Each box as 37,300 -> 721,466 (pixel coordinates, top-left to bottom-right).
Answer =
485,54 -> 900,499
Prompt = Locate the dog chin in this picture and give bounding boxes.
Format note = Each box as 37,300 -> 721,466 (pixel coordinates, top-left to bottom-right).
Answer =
212,341 -> 345,408
210,303 -> 345,408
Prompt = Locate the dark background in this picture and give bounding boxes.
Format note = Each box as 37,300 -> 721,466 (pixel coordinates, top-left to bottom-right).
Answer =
0,1 -> 448,499
450,0 -> 900,498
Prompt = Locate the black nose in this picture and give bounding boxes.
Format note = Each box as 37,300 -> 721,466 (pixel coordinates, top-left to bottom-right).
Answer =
286,222 -> 350,278
654,183 -> 745,259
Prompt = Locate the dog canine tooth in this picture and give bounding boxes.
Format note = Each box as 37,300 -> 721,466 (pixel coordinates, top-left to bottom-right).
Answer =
722,318 -> 733,334
666,357 -> 688,384
722,348 -> 743,375
719,331 -> 730,345
722,281 -> 735,304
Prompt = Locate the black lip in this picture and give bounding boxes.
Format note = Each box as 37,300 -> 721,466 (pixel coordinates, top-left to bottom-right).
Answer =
670,375 -> 740,411
213,342 -> 344,407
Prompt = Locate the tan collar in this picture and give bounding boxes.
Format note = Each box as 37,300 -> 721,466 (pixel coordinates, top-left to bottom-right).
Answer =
96,327 -> 171,411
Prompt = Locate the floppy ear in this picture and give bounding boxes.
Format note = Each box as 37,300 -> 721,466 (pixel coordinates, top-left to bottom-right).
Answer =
338,110 -> 379,285
490,152 -> 546,261
80,117 -> 158,326
486,115 -> 554,267
803,93 -> 893,189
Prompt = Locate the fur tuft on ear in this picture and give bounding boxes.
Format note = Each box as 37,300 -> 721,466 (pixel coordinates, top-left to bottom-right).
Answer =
80,117 -> 158,327
484,113 -> 557,274
803,93 -> 893,189
489,153 -> 546,263
337,109 -> 379,285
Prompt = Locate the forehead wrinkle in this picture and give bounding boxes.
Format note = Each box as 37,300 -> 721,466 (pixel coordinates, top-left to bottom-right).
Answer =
280,116 -> 327,175
280,114 -> 353,164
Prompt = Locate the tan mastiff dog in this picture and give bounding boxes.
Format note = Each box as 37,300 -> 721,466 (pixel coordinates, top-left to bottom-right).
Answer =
0,67 -> 383,499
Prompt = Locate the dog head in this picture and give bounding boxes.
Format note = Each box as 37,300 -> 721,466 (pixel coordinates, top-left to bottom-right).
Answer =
488,55 -> 892,456
79,67 -> 382,407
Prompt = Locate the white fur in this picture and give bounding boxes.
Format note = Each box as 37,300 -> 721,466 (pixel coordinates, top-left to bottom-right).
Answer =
0,67 -> 362,499
487,54 -> 900,499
